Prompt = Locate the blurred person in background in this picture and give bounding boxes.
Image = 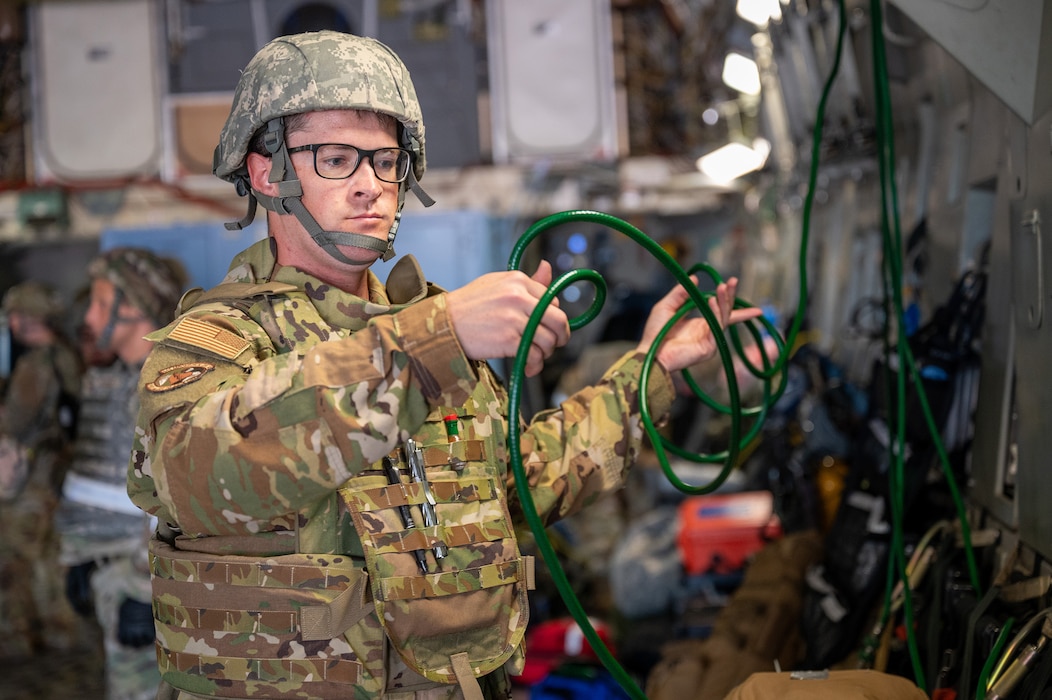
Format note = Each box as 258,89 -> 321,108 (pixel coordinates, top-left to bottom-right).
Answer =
0,279 -> 83,657
54,248 -> 185,700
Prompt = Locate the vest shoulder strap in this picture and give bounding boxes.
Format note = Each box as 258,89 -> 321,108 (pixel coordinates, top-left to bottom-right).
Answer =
178,281 -> 300,314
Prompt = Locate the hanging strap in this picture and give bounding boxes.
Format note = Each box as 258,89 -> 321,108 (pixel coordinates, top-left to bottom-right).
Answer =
450,652 -> 484,700
300,571 -> 372,641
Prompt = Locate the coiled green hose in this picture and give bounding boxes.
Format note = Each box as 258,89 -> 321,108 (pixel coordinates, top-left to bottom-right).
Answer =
499,1 -> 982,696
506,210 -> 781,699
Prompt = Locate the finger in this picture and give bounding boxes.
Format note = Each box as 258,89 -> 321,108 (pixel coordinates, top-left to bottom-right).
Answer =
528,318 -> 560,356
524,262 -> 564,311
728,307 -> 764,326
541,307 -> 571,347
707,295 -> 725,331
717,282 -> 733,326
530,259 -> 554,287
525,344 -> 546,377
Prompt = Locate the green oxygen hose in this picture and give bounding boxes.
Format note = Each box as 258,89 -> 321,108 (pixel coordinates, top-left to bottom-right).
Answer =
495,0 -> 851,687
505,210 -> 780,699
495,2 -> 979,697
868,0 -> 982,689
508,211 -> 786,492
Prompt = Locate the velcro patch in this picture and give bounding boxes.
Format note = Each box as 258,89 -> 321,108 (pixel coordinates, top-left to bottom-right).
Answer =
146,362 -> 215,393
168,316 -> 250,360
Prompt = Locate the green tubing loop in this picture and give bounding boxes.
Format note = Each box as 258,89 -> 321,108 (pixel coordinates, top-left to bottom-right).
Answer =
508,210 -> 785,494
506,209 -> 783,699
497,2 -> 981,696
867,0 -> 981,689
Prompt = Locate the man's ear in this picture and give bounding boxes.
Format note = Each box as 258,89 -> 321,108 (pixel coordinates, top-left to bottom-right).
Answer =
246,152 -> 276,195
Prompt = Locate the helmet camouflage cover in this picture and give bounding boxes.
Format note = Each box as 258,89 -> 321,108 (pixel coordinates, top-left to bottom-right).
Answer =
213,30 -> 426,184
88,247 -> 186,327
2,280 -> 63,320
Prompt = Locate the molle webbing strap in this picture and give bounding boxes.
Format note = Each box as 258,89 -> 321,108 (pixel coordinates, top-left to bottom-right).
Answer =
151,538 -> 362,587
450,653 -> 484,700
151,538 -> 371,638
150,537 -> 375,697
420,439 -> 486,467
300,573 -> 372,640
379,557 -> 535,602
151,547 -> 370,631
354,474 -> 500,511
156,645 -> 363,689
368,518 -> 515,557
353,475 -> 510,557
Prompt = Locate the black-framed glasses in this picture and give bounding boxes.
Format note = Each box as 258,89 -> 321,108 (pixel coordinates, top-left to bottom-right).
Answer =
286,143 -> 412,183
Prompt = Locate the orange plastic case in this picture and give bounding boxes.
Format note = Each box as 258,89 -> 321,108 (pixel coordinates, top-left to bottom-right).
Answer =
676,490 -> 783,575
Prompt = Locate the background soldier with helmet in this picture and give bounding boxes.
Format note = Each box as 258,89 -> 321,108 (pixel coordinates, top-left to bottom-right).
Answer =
0,280 -> 83,658
127,31 -> 759,699
54,247 -> 186,700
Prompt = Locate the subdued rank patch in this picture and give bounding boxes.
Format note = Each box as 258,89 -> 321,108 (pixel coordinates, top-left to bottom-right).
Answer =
145,362 -> 215,393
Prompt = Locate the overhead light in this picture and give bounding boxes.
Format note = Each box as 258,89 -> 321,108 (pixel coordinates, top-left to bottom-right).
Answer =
722,53 -> 761,96
696,138 -> 771,183
736,0 -> 782,26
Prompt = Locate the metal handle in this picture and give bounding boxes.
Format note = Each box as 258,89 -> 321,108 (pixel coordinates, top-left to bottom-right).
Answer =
1022,209 -> 1043,329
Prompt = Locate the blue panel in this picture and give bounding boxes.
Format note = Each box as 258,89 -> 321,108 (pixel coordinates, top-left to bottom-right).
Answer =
100,221 -> 267,290
101,211 -> 504,295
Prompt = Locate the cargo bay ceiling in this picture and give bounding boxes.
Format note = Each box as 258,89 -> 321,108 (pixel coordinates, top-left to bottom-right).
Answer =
0,0 -> 763,189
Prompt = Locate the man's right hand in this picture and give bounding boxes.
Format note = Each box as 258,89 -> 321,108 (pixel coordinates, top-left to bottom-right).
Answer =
445,260 -> 570,377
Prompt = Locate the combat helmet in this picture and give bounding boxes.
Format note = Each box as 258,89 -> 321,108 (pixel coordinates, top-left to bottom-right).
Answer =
214,30 -> 434,265
87,247 -> 186,347
2,280 -> 63,325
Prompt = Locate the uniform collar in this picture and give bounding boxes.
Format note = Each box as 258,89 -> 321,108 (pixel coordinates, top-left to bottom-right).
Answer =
221,238 -> 433,326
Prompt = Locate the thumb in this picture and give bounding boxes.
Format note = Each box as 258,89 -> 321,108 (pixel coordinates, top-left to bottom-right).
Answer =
531,259 -> 554,286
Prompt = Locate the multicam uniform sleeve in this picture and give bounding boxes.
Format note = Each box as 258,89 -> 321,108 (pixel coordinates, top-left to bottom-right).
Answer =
127,294 -> 477,537
507,349 -> 675,526
0,349 -> 55,441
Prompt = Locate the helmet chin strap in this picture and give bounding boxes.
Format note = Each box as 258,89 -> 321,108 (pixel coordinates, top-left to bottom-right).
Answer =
95,288 -> 146,351
224,117 -> 427,265
94,287 -> 124,350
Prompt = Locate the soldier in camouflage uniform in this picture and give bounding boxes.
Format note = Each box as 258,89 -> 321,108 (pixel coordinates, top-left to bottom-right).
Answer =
127,31 -> 759,700
55,248 -> 185,700
0,280 -> 82,657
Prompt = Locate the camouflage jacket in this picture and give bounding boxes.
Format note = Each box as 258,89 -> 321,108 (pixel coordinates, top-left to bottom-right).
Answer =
128,237 -> 674,698
0,340 -> 81,448
0,340 -> 80,499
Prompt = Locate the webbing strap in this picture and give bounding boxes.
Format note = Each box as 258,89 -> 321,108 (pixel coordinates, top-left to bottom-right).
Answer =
420,440 -> 486,467
353,475 -> 498,511
450,652 -> 483,700
300,570 -> 372,641
284,197 -> 391,264
371,518 -> 513,556
157,644 -> 363,687
380,556 -> 535,601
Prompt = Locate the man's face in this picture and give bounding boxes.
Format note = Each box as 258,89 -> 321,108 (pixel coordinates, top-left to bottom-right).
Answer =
7,311 -> 50,347
257,109 -> 403,279
84,277 -> 145,352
